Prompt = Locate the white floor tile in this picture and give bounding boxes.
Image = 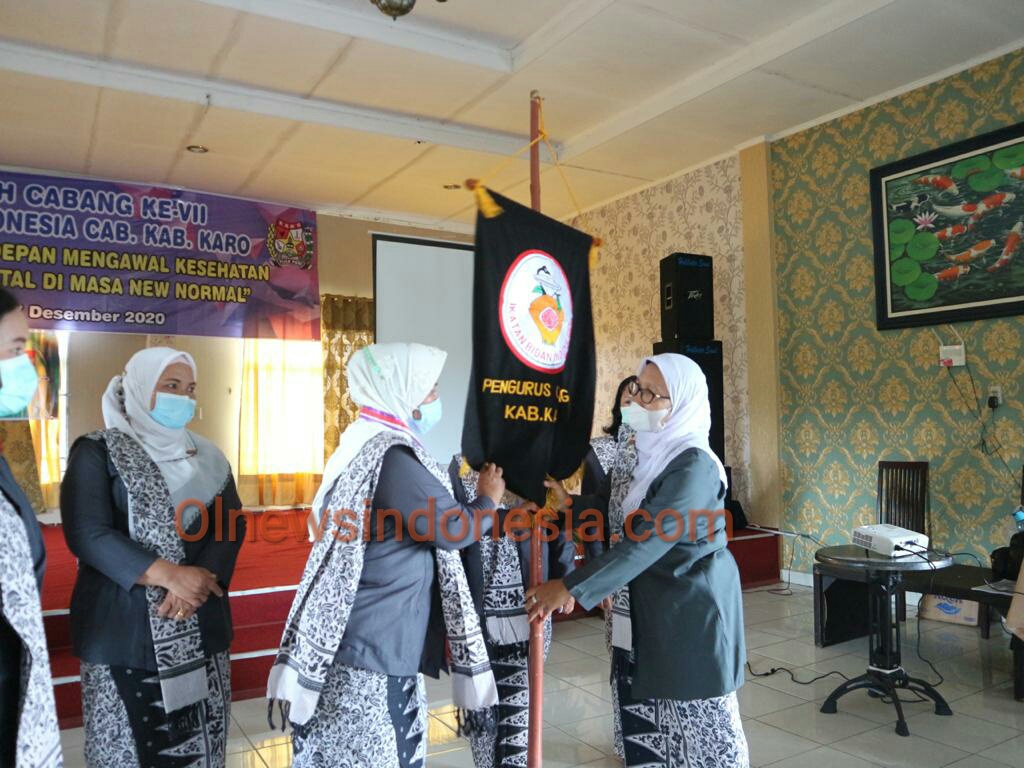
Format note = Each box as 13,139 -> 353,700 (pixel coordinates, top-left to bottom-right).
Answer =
555,714 -> 618,757
831,723 -> 970,768
757,639 -> 849,667
579,679 -> 614,703
953,682 -> 1024,731
559,632 -> 612,658
553,618 -> 606,641
763,745 -> 884,768
541,687 -> 613,726
743,719 -> 819,767
902,711 -> 1020,754
547,640 -> 596,664
947,756 -> 1022,768
736,681 -> 805,718
759,701 -> 879,744
547,656 -> 612,687
979,734 -> 1024,767
747,628 -> 794,650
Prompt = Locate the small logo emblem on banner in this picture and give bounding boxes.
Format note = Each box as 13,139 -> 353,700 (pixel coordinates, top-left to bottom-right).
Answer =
499,249 -> 573,372
267,218 -> 315,269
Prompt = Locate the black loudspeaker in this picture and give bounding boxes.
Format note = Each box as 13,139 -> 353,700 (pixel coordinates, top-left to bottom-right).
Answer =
813,568 -> 870,647
660,253 -> 714,342
652,339 -> 724,464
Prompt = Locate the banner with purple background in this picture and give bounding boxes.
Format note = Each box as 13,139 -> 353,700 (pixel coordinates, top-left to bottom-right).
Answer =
0,170 -> 319,340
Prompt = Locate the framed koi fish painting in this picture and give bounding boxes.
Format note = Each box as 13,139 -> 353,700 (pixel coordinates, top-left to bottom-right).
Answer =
871,120 -> 1024,329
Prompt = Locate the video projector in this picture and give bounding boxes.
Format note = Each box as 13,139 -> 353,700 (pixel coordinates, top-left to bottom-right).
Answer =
851,524 -> 929,558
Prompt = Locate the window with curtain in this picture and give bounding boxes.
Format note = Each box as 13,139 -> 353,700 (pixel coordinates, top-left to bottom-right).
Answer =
28,330 -> 68,512
321,295 -> 374,459
238,337 -> 324,507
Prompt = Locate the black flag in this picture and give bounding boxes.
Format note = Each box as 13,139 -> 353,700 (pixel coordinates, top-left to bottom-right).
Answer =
461,189 -> 596,503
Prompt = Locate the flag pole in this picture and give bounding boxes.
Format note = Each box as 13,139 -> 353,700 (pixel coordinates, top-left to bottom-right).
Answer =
526,88 -> 545,768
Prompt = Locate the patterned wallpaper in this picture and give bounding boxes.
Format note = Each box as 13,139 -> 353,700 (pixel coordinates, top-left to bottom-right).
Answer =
574,156 -> 751,508
772,50 -> 1024,570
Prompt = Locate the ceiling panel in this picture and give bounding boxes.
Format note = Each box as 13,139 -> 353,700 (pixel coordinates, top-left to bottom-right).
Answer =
168,154 -> 261,197
625,0 -> 836,43
93,89 -> 201,147
241,164 -> 383,209
570,120 -> 735,181
481,165 -> 648,223
521,3 -> 738,104
0,72 -> 100,132
214,13 -> 351,94
0,126 -> 92,176
314,40 -> 505,120
0,0 -> 111,57
766,0 -> 1024,101
454,73 -> 620,140
399,0 -> 566,47
186,108 -> 297,162
268,123 -> 427,177
348,144 -> 538,217
675,70 -> 857,141
87,143 -> 179,184
110,0 -> 241,77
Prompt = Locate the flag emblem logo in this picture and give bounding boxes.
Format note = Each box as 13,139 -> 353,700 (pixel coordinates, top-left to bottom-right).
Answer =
498,249 -> 573,372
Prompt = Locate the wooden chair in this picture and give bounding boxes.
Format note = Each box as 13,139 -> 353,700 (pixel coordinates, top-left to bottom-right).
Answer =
876,461 -> 929,622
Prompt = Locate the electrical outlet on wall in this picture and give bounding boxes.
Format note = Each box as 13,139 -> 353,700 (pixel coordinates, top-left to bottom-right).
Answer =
939,343 -> 965,367
989,385 -> 1003,407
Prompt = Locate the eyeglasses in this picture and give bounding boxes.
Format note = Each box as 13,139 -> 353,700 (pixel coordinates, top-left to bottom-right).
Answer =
627,380 -> 671,406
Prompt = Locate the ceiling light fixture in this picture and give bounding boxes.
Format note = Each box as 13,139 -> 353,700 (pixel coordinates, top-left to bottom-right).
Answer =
370,0 -> 446,20
186,144 -> 209,154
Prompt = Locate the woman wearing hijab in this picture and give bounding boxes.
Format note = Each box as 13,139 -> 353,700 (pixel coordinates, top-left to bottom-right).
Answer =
0,288 -> 63,767
268,342 -> 502,768
61,347 -> 246,768
448,457 -> 574,768
530,353 -> 748,768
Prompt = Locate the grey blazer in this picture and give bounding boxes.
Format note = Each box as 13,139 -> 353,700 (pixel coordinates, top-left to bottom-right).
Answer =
564,447 -> 745,702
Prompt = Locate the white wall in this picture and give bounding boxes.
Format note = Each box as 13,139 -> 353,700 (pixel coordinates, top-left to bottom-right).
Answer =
374,236 -> 474,463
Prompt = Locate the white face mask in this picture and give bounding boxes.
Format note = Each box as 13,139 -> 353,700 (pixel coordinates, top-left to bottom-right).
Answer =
621,402 -> 669,433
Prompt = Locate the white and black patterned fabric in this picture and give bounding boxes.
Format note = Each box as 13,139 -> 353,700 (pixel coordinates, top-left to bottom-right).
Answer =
100,428 -> 225,714
606,427 -> 639,653
268,431 -> 496,731
0,496 -> 63,768
81,651 -> 230,768
455,460 -> 557,768
614,648 -> 748,768
465,622 -> 552,768
290,663 -> 427,768
594,427 -> 637,760
589,435 -> 618,477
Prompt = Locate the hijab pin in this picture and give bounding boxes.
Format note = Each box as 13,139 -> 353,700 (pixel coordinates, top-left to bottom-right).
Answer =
362,347 -> 383,376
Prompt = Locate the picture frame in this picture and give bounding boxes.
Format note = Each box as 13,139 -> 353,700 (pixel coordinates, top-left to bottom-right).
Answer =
871,121 -> 1024,330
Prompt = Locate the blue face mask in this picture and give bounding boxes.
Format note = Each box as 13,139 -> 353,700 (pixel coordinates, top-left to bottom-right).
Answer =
411,398 -> 442,435
150,392 -> 196,430
0,353 -> 39,418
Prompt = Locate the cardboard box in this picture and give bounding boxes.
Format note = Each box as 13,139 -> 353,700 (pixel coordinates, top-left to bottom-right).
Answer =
920,595 -> 980,626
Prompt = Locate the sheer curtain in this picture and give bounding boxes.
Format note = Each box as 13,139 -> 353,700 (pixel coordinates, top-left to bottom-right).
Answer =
238,337 -> 324,507
321,295 -> 373,459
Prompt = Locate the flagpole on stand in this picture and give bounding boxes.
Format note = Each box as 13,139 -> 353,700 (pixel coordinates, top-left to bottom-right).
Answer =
527,88 -> 544,768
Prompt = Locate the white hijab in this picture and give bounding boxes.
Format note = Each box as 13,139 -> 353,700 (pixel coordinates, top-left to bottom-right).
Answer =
102,347 -> 225,509
311,342 -> 447,518
621,353 -> 728,515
